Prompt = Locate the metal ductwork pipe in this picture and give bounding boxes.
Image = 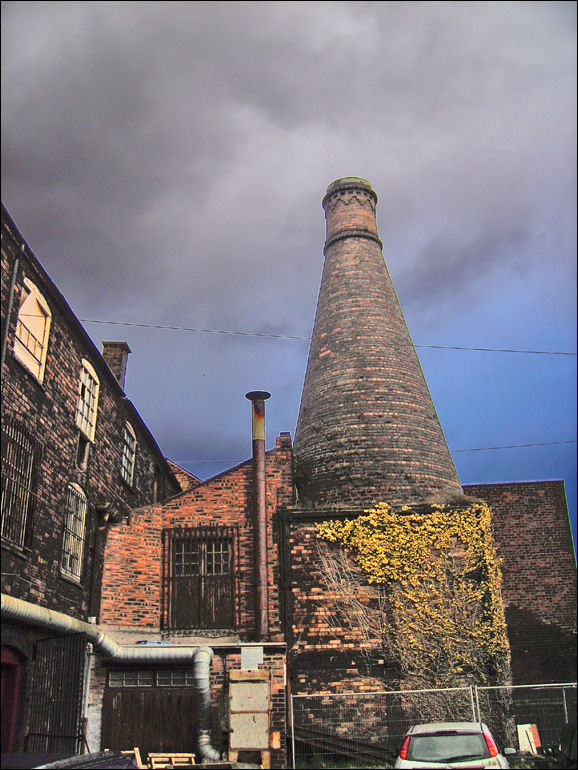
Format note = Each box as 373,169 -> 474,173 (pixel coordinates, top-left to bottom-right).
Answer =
1,593 -> 223,761
245,390 -> 271,642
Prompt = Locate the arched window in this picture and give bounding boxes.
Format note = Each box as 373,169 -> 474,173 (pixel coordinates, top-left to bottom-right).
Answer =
75,359 -> 100,441
121,422 -> 137,486
13,278 -> 52,383
61,483 -> 88,581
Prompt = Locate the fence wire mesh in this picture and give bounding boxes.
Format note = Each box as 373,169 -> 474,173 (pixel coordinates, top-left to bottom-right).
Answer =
291,683 -> 576,769
476,683 -> 577,755
291,687 -> 475,768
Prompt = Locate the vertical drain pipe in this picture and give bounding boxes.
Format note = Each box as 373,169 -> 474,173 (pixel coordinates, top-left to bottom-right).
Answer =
246,390 -> 271,641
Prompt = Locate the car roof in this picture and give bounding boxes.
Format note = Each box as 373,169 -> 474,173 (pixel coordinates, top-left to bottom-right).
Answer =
409,722 -> 486,734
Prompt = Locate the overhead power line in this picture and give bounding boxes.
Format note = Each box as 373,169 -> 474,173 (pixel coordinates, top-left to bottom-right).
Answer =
78,318 -> 577,356
452,440 -> 577,453
174,440 -> 577,464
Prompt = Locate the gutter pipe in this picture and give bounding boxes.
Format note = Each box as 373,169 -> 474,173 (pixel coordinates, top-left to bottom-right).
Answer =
1,254 -> 20,374
1,593 -> 223,762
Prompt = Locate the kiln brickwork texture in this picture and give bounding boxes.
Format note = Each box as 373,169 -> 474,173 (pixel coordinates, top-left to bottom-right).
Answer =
294,177 -> 462,509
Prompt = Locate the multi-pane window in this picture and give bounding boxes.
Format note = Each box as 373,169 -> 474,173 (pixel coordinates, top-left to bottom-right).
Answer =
172,533 -> 231,576
108,670 -> 154,688
75,360 -> 100,441
162,526 -> 237,630
121,423 -> 137,486
1,418 -> 41,548
13,278 -> 52,383
61,484 -> 88,581
108,669 -> 196,688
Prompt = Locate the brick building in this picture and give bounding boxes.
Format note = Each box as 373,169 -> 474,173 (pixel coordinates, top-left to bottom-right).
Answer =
1,203 -> 181,756
2,180 -> 576,767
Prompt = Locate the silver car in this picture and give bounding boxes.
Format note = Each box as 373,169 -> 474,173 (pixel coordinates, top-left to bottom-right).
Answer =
393,721 -> 516,769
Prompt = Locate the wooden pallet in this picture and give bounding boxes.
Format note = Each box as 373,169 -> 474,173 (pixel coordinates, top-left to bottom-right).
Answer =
147,752 -> 196,768
120,748 -> 147,769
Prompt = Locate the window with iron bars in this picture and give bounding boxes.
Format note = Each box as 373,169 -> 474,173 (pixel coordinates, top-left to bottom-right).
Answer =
121,422 -> 137,486
161,526 -> 238,630
1,417 -> 42,548
61,484 -> 88,581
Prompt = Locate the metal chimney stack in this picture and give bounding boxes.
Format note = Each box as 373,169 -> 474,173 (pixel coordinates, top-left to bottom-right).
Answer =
245,390 -> 271,641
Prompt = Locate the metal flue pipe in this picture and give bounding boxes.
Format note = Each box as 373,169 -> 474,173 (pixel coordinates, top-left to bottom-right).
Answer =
1,593 -> 223,762
245,390 -> 271,641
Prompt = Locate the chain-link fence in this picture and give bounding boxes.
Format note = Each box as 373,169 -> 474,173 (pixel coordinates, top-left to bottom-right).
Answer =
476,683 -> 577,755
291,686 -> 476,768
290,683 -> 576,769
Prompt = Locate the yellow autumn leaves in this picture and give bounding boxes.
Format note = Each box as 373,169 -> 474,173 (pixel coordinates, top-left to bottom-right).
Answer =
317,501 -> 510,687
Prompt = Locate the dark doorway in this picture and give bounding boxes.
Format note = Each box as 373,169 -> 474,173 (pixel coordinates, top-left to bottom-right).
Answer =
102,685 -> 198,758
1,646 -> 23,753
27,633 -> 86,754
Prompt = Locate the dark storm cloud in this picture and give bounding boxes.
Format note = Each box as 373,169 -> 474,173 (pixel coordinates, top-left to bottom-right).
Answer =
2,1 -> 576,540
2,1 -> 575,323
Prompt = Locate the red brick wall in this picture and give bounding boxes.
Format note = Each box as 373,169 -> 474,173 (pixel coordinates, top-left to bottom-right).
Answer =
464,481 -> 577,683
284,513 -> 397,695
100,434 -> 293,636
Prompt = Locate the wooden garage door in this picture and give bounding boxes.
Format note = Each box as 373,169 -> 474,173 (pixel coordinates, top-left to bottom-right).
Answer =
102,683 -> 198,759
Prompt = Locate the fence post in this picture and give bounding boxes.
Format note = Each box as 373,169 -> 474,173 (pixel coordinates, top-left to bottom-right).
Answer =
562,688 -> 569,724
290,694 -> 296,770
473,685 -> 481,723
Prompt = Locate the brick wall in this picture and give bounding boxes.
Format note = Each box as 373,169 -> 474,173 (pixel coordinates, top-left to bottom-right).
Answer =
1,206 -> 179,620
283,512 -> 398,696
464,481 -> 577,683
1,204 -> 180,752
294,178 -> 462,508
100,434 -> 293,637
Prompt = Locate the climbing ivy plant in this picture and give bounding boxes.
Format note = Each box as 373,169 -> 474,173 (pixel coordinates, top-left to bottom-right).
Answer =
316,501 -> 511,689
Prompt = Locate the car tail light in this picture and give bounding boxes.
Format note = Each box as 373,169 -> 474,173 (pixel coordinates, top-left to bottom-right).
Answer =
399,735 -> 411,760
483,729 -> 499,757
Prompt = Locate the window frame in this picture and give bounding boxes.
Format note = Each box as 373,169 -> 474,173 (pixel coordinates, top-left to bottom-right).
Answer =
161,526 -> 238,631
13,277 -> 52,383
60,483 -> 88,582
121,422 -> 137,487
1,417 -> 42,549
75,359 -> 100,442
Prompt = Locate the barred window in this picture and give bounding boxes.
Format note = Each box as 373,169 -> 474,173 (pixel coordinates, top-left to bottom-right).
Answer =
75,360 -> 100,441
1,418 -> 41,548
162,526 -> 237,630
61,484 -> 88,581
13,278 -> 52,383
121,422 -> 136,486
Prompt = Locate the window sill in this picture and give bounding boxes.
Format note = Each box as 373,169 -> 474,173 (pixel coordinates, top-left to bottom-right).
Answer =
1,537 -> 31,559
60,572 -> 84,589
10,351 -> 46,389
121,477 -> 136,493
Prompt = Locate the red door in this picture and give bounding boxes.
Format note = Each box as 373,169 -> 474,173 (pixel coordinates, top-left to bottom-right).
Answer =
1,646 -> 23,753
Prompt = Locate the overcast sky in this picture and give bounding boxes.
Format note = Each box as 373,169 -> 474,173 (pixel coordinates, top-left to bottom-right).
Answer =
2,1 -> 576,548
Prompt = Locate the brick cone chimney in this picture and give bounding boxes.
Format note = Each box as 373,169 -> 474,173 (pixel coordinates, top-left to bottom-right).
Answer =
293,177 -> 463,508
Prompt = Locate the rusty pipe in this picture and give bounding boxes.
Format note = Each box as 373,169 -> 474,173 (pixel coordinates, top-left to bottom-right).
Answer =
245,390 -> 271,641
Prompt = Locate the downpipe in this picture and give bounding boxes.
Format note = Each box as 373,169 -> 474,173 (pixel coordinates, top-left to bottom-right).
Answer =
1,593 -> 223,761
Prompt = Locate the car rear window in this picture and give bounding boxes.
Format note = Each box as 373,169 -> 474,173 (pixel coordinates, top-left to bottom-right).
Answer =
407,731 -> 490,763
